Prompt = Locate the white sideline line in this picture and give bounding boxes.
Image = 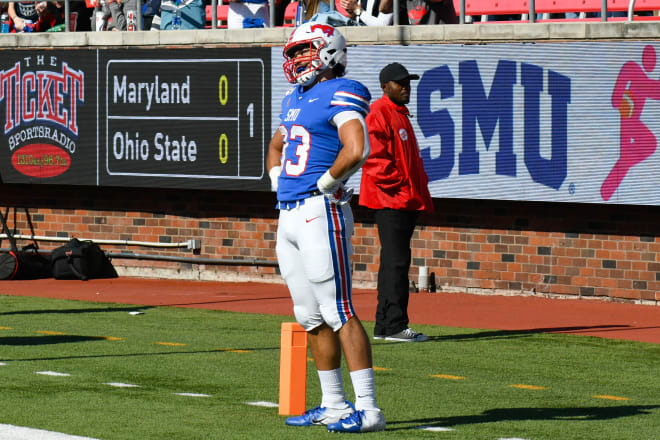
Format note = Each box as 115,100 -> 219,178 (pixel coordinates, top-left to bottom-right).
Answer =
35,371 -> 71,377
174,393 -> 211,397
0,362 -> 6,366
416,426 -> 455,432
245,401 -> 279,408
104,383 -> 140,388
0,424 -> 100,440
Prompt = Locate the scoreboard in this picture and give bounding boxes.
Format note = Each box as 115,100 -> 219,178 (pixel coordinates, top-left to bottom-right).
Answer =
104,55 -> 266,186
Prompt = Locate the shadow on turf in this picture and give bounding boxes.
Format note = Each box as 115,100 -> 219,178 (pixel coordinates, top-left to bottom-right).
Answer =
6,346 -> 280,362
371,325 -> 635,345
421,325 -> 634,342
0,305 -> 153,316
0,334 -> 109,345
156,296 -> 291,308
387,405 -> 660,430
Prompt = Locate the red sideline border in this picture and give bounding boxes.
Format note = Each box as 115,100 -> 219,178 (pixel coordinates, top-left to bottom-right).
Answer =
0,278 -> 658,344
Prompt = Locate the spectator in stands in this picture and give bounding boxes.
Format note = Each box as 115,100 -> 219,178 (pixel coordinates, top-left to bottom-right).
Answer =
9,1 -> 64,32
69,1 -> 92,31
296,0 -> 331,24
96,0 -> 139,31
273,0 -> 289,26
142,0 -> 161,29
34,0 -> 64,31
8,1 -> 39,31
300,0 -> 353,25
227,0 -> 270,28
159,0 -> 204,29
337,0 -> 393,25
402,0 -> 456,25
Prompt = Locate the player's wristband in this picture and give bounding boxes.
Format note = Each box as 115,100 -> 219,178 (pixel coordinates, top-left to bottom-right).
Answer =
269,165 -> 281,192
317,170 -> 340,193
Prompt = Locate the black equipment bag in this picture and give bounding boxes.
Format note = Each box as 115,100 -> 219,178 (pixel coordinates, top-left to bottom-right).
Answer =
50,238 -> 115,281
0,208 -> 51,280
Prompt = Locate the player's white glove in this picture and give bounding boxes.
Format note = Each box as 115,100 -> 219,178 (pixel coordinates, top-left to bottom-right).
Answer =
269,165 -> 281,192
317,170 -> 353,205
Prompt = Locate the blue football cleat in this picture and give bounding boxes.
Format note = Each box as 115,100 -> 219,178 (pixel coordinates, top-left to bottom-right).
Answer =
326,409 -> 386,433
285,402 -> 355,427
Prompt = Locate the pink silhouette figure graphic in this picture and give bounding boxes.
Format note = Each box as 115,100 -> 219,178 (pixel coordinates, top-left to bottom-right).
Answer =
601,45 -> 660,201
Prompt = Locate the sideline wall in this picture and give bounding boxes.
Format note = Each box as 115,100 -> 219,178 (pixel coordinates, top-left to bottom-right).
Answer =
1,24 -> 659,305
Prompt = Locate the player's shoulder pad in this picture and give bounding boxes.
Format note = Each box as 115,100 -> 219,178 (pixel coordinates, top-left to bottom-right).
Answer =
330,78 -> 371,116
284,86 -> 296,97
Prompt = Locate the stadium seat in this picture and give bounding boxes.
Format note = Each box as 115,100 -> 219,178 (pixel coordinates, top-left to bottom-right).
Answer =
205,4 -> 229,29
454,0 -> 660,22
283,1 -> 298,27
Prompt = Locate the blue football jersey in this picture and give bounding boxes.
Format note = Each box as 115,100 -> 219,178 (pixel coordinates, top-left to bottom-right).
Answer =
276,78 -> 371,203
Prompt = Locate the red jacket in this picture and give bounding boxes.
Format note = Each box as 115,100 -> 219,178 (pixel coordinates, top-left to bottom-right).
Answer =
359,94 -> 434,212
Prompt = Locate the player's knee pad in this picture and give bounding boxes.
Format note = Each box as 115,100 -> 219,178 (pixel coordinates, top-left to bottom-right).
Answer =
293,304 -> 323,331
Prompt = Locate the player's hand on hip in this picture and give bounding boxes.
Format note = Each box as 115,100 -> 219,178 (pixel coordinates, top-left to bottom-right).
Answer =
323,183 -> 353,205
336,186 -> 354,205
317,171 -> 353,205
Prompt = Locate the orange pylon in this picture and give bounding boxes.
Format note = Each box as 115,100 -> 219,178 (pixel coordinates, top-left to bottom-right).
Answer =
278,322 -> 308,415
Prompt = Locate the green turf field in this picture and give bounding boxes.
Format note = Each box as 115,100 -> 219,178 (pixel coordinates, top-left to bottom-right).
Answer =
1,294 -> 659,439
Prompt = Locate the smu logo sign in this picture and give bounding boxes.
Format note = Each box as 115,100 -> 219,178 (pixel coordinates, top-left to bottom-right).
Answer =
417,60 -> 570,191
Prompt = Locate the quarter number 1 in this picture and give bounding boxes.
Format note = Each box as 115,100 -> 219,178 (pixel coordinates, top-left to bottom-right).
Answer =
246,103 -> 254,138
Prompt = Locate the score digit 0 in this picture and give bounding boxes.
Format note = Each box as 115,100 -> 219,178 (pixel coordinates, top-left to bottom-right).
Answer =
218,75 -> 228,106
218,134 -> 228,164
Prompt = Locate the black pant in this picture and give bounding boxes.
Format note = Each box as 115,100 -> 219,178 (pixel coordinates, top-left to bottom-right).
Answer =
373,208 -> 419,336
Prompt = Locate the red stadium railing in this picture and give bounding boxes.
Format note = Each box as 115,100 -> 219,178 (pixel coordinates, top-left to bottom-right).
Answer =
452,0 -> 660,23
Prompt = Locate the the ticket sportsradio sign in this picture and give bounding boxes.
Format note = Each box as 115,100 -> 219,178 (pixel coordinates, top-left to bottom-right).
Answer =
0,48 -> 271,190
1,53 -> 88,184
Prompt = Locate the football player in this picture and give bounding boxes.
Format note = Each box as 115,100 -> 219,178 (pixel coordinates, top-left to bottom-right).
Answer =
266,22 -> 386,433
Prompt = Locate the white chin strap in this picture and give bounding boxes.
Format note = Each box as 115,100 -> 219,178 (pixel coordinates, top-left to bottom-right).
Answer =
295,70 -> 317,86
295,59 -> 325,86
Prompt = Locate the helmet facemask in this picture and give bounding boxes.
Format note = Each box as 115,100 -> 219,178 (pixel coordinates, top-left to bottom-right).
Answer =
283,39 -> 327,86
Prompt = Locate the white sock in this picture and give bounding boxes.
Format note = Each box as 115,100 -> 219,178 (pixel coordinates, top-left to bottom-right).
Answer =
350,368 -> 379,411
318,368 -> 347,409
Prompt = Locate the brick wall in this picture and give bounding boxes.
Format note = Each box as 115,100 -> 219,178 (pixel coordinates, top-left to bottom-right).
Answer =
1,184 -> 658,305
356,199 -> 660,305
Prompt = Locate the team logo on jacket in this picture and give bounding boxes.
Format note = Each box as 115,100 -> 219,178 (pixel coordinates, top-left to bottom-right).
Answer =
399,128 -> 408,141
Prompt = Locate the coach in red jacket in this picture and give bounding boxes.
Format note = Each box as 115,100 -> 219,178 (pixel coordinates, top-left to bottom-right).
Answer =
359,62 -> 434,342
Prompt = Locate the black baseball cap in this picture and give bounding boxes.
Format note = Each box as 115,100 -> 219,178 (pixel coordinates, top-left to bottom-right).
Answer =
379,63 -> 420,85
